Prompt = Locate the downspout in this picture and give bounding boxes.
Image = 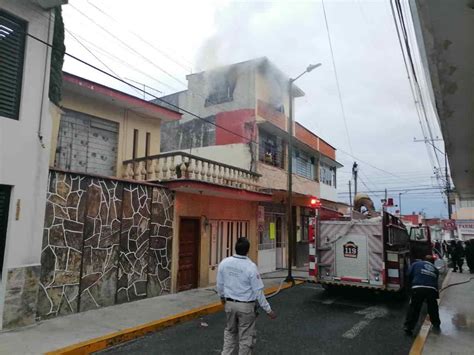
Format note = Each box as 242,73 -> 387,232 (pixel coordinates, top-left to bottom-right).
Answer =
37,10 -> 53,148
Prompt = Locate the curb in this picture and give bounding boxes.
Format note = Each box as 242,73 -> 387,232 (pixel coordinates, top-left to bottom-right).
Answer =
408,268 -> 452,355
46,280 -> 303,355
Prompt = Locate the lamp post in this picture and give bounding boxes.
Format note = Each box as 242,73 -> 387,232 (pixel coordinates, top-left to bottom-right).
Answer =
286,63 -> 322,283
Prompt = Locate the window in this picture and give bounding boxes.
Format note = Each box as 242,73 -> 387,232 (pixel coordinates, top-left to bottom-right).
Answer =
320,161 -> 337,187
145,132 -> 151,157
0,11 -> 26,120
258,130 -> 284,168
292,148 -> 315,180
133,129 -> 139,159
459,199 -> 474,208
209,220 -> 249,267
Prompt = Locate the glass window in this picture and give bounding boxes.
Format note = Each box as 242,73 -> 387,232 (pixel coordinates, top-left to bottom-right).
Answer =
320,161 -> 336,186
292,148 -> 315,180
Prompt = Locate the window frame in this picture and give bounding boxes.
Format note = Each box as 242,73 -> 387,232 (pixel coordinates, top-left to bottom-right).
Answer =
0,10 -> 27,121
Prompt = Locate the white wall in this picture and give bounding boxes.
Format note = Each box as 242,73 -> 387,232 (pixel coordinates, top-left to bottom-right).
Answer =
320,183 -> 337,202
0,1 -> 54,276
180,144 -> 252,171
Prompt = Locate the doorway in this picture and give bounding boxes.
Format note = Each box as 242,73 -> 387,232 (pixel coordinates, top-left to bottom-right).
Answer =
177,218 -> 200,292
0,185 -> 11,275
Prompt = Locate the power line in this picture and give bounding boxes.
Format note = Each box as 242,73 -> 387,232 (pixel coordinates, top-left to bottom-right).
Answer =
321,0 -> 354,155
85,0 -> 193,72
69,3 -> 187,90
26,31 -> 262,147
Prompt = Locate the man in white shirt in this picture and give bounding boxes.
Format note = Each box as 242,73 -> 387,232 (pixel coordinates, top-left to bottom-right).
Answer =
217,237 -> 276,355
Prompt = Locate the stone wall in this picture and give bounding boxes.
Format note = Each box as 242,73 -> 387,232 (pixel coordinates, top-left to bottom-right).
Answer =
35,170 -> 174,321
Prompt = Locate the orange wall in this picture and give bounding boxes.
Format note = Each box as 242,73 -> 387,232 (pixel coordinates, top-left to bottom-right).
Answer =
172,192 -> 258,290
319,139 -> 336,160
295,123 -> 319,152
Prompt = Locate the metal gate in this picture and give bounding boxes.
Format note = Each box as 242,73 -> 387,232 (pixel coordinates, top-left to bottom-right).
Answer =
55,109 -> 119,176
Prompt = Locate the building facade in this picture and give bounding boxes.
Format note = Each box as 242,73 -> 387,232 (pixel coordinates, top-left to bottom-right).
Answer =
0,0 -> 66,330
155,57 -> 342,272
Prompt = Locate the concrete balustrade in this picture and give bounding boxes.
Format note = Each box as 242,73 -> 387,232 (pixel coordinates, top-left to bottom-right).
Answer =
123,152 -> 261,191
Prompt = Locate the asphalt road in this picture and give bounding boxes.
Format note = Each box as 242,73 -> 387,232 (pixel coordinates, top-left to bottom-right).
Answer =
98,283 -> 418,355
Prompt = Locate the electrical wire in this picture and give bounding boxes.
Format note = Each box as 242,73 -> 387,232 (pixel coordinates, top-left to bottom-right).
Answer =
24,6 -> 441,194
321,0 -> 354,155
85,0 -> 193,72
69,3 -> 187,90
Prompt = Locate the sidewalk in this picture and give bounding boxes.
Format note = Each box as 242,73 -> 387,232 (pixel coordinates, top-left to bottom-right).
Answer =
0,269 -> 308,355
422,266 -> 474,355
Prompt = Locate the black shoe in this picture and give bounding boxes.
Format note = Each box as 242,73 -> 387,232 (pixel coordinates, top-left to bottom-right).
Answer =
432,325 -> 441,334
404,327 -> 413,336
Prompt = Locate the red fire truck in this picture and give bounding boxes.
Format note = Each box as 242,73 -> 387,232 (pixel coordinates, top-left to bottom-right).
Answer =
309,212 -> 423,292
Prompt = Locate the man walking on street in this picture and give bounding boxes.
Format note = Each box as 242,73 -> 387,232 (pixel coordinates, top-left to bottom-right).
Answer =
404,255 -> 441,335
217,237 -> 276,355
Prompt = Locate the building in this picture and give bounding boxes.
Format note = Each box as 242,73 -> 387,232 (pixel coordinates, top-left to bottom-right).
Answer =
49,73 -> 272,297
0,0 -> 66,330
154,57 -> 342,272
398,1 -> 474,240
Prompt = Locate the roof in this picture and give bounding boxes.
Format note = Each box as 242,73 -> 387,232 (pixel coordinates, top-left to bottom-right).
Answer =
62,72 -> 181,122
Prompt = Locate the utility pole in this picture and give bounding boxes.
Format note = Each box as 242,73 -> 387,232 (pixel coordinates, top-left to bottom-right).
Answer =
445,152 -> 452,219
286,78 -> 295,283
285,63 -> 322,284
399,192 -> 402,216
349,180 -> 352,217
352,162 -> 358,198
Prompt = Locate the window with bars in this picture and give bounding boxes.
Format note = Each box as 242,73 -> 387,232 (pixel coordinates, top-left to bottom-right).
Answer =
292,148 -> 315,180
0,11 -> 26,120
258,130 -> 285,168
209,220 -> 249,267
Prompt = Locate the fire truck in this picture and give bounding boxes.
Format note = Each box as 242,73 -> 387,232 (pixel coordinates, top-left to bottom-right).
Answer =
309,212 -> 418,292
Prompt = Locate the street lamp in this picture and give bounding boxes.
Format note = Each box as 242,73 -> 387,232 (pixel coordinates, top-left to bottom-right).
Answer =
286,63 -> 322,283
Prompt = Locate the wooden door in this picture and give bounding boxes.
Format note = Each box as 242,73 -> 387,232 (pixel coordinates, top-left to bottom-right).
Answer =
177,219 -> 200,292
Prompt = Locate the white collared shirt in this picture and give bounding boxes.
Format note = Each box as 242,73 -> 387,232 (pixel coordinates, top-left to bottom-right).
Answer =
217,255 -> 272,313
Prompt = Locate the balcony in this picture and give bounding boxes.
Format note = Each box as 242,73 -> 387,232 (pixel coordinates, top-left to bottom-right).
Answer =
122,152 -> 261,192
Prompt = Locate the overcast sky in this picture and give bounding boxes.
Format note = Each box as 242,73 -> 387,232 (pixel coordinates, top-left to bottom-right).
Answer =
62,0 -> 447,217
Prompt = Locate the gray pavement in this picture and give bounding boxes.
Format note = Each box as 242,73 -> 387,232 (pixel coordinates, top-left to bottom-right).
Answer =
0,269 -> 305,355
422,266 -> 474,355
98,283 -> 415,355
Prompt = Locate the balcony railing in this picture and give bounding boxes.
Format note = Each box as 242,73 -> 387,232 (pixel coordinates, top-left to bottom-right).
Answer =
122,152 -> 261,191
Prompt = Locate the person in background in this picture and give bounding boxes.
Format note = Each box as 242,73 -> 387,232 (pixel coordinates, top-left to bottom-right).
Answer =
451,240 -> 465,272
434,240 -> 442,257
217,237 -> 276,355
465,239 -> 474,274
404,255 -> 441,335
442,241 -> 449,258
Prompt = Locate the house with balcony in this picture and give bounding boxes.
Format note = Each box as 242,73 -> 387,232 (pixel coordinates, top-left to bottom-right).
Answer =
49,72 -> 271,298
155,57 -> 343,273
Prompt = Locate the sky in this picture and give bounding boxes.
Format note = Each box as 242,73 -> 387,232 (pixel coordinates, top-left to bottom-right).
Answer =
60,0 -> 448,217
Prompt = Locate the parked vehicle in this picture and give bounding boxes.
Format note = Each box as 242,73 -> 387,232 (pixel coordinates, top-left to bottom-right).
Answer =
308,211 -> 431,292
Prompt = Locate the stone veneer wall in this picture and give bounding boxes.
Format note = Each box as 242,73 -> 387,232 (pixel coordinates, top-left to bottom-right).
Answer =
35,170 -> 174,321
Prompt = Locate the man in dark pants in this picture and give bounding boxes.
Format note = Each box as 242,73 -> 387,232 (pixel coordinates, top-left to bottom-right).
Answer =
404,255 -> 441,335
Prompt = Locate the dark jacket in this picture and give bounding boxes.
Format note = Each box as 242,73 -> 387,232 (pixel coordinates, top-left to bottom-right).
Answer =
408,260 -> 439,291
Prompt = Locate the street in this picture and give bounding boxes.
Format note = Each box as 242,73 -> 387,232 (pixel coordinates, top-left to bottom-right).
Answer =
98,283 -> 416,355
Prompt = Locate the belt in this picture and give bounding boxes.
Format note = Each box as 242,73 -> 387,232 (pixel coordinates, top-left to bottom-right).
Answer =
225,298 -> 255,303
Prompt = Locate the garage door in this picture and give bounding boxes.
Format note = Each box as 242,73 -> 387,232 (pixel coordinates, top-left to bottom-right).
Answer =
55,109 -> 118,176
